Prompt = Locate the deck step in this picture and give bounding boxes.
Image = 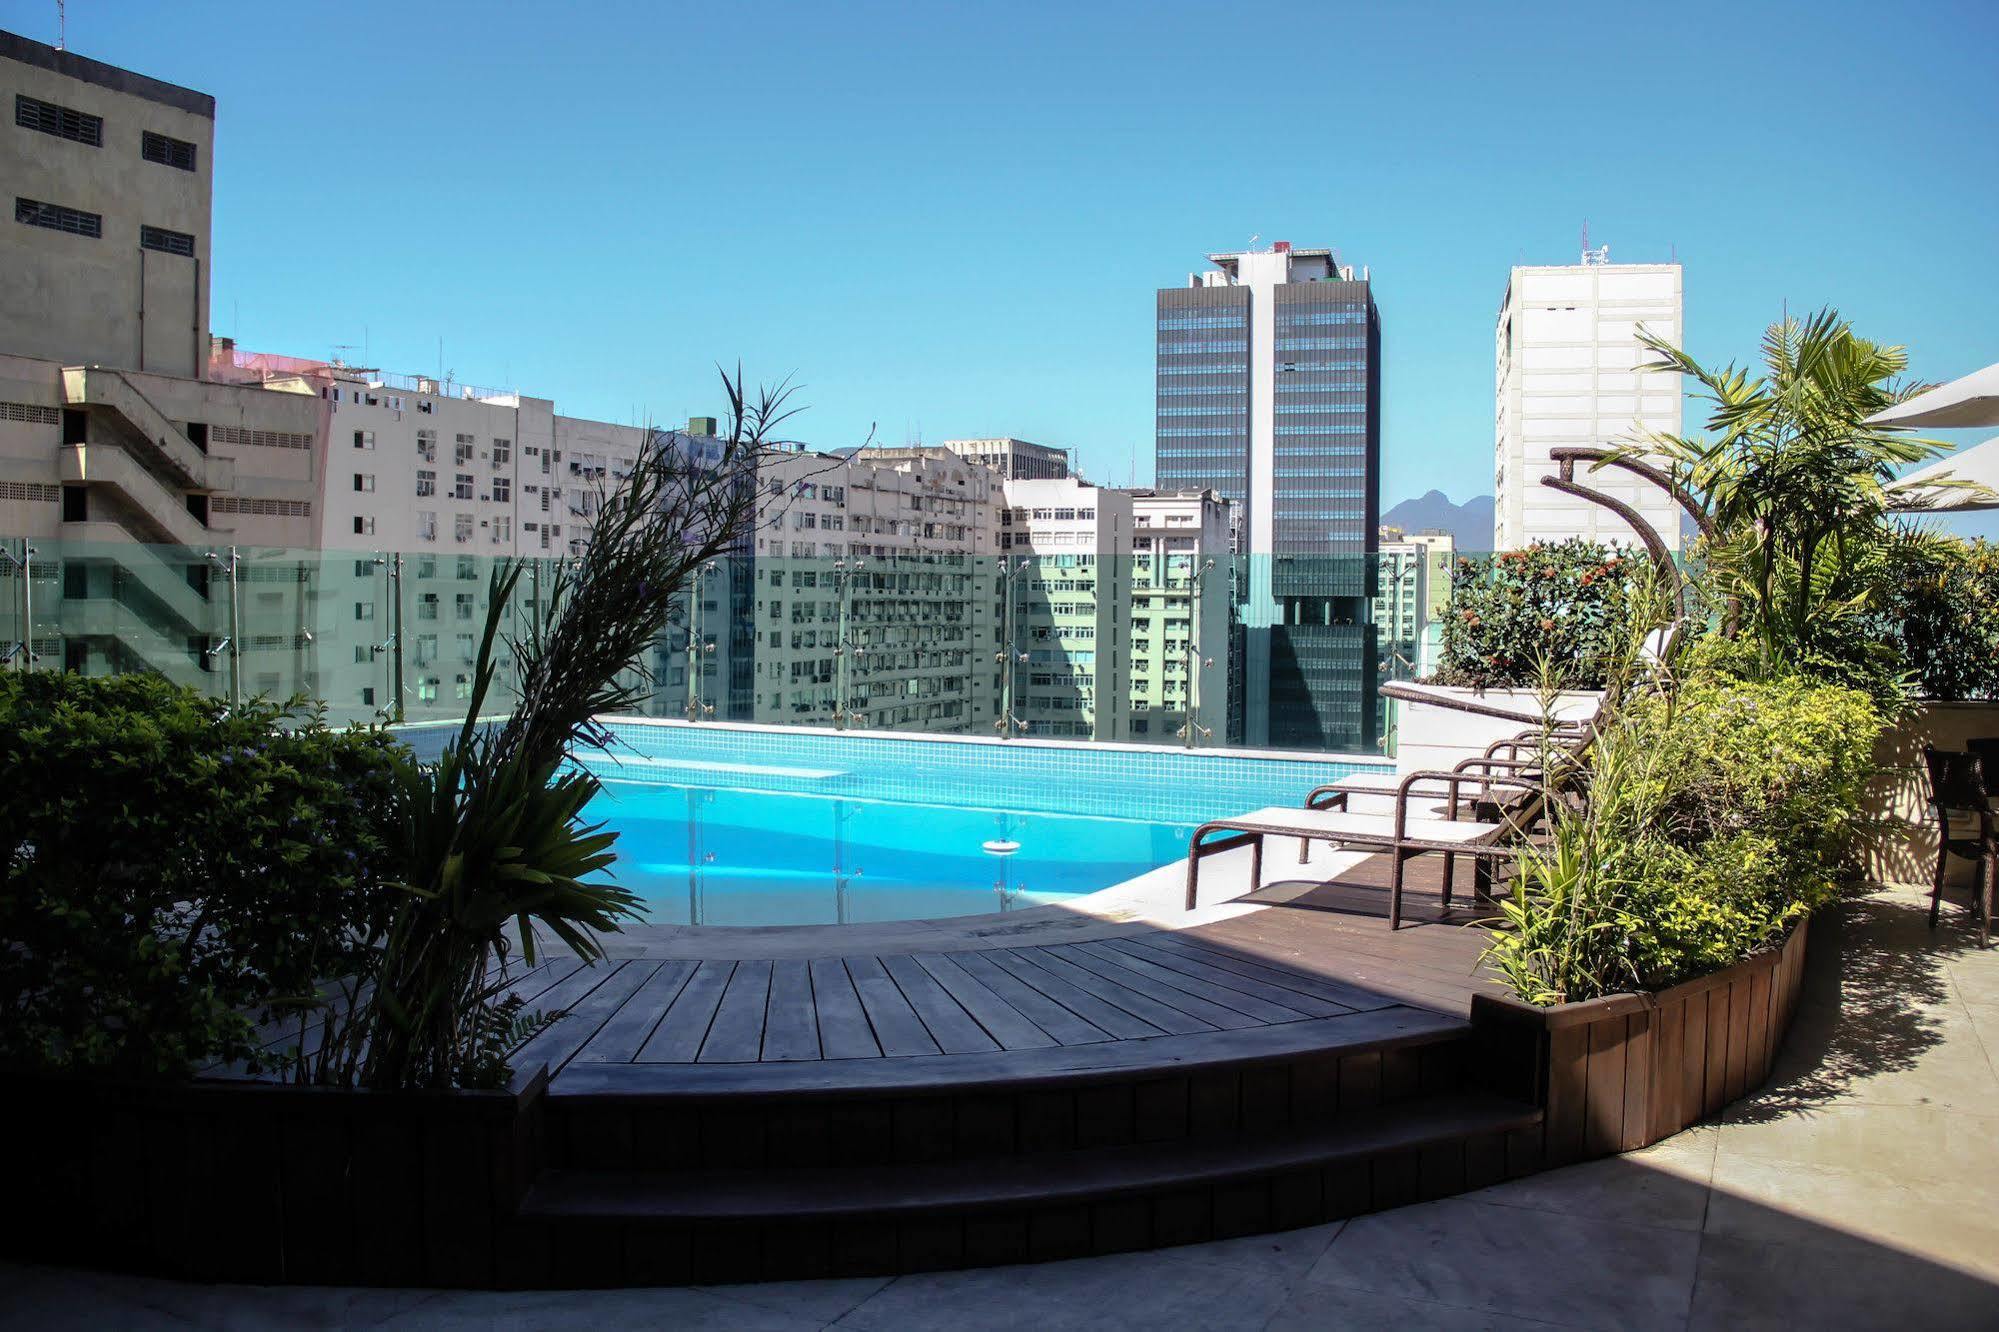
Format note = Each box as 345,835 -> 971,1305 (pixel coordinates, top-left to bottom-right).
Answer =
523,1091 -> 1540,1223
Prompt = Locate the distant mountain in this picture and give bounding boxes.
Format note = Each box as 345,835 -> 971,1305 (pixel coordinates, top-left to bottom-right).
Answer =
1381,490 -> 1494,552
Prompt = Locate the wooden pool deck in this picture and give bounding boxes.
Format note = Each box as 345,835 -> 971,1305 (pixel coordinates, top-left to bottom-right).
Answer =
503,853 -> 1507,1095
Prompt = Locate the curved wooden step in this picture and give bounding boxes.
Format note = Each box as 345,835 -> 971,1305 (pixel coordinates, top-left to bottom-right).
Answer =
526,1091 -> 1538,1222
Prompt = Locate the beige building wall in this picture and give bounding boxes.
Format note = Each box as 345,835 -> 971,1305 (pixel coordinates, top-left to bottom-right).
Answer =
1,33 -> 214,381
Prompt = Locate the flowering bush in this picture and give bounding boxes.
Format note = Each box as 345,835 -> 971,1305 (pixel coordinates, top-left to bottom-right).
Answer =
1433,539 -> 1644,689
0,672 -> 408,1078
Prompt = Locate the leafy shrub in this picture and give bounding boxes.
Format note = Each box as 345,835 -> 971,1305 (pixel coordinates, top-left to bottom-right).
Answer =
1867,533 -> 1999,701
1605,671 -> 1881,985
1487,664 -> 1882,1002
1434,540 -> 1645,690
0,672 -> 408,1078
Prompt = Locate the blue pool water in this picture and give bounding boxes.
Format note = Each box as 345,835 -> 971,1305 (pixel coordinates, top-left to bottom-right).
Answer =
540,721 -> 1385,927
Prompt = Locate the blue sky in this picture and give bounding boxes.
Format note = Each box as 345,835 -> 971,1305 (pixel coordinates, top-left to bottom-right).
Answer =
14,0 -> 1998,512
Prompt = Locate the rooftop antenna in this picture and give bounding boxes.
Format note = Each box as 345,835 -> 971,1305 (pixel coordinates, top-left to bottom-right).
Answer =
330,343 -> 359,367
55,0 -> 64,50
1580,219 -> 1609,266
1248,233 -> 1260,252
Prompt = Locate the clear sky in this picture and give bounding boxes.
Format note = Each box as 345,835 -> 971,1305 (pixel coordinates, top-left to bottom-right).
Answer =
11,0 -> 1997,511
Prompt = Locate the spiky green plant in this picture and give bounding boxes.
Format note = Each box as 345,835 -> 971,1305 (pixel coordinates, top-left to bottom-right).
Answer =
335,368 -> 801,1090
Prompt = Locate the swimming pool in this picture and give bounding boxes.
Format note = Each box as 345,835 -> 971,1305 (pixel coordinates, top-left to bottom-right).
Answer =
559,720 -> 1388,927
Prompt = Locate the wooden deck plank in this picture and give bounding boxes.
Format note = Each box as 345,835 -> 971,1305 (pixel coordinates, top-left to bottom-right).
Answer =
844,956 -> 942,1057
808,957 -> 882,1060
503,956 -> 589,1008
1069,940 -> 1312,1025
525,960 -> 623,1018
1117,936 -> 1376,1014
980,949 -> 1168,1041
1041,943 -> 1264,1031
571,959 -> 698,1064
1008,948 -> 1219,1036
760,959 -> 822,1063
947,951 -> 1117,1047
636,960 -> 736,1063
909,953 -> 1060,1051
511,960 -> 663,1077
879,955 -> 1001,1055
698,960 -> 774,1063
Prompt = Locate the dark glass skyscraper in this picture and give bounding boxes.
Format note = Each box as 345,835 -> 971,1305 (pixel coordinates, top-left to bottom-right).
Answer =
1155,244 -> 1379,752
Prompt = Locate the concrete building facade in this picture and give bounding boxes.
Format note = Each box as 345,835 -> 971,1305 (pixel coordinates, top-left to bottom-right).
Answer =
2,32 -> 213,382
743,448 -> 1002,733
1493,256 -> 1683,552
998,477 -> 1130,740
1126,489 -> 1231,746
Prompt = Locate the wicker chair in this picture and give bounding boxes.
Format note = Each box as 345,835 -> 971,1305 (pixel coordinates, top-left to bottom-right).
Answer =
1923,745 -> 1995,947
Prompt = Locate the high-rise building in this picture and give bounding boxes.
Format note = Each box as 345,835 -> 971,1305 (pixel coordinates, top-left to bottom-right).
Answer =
1155,242 -> 1380,751
1493,254 -> 1683,552
1126,489 -> 1231,746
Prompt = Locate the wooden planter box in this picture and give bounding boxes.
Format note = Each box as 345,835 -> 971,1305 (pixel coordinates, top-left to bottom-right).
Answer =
1471,918 -> 1810,1168
0,1064 -> 549,1287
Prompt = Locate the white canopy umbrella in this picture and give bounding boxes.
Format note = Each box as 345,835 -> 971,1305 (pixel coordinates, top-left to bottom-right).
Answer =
1890,434 -> 1999,511
1868,361 -> 1999,429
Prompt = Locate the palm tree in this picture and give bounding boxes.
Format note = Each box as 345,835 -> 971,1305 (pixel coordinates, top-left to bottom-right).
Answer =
1613,308 -> 1946,681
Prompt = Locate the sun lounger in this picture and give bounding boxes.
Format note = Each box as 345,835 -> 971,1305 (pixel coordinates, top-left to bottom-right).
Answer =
1185,771 -> 1547,928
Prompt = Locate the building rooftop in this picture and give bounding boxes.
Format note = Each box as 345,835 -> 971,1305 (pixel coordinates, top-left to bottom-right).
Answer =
1,29 -> 214,117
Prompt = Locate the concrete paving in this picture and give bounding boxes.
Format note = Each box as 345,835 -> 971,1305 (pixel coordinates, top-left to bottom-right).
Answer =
5,885 -> 1994,1330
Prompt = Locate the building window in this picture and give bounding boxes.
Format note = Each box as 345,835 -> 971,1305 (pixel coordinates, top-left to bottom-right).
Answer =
492,438 -> 511,466
353,429 -> 376,450
416,429 -> 437,461
353,473 -> 375,493
139,225 -> 195,257
15,197 -> 101,238
454,513 -> 475,543
416,470 -> 436,497
416,510 -> 437,541
453,473 -> 474,500
492,516 -> 511,542
492,476 -> 510,502
15,95 -> 102,147
353,515 -> 375,535
454,434 -> 474,464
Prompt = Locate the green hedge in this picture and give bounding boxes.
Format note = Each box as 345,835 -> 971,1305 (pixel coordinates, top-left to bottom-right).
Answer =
1434,540 -> 1644,689
0,672 -> 409,1078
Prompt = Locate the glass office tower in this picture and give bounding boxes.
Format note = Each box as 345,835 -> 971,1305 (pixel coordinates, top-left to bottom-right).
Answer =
1156,243 -> 1380,752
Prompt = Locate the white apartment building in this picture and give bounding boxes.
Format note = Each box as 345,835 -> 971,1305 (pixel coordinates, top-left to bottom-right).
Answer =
1126,489 -> 1231,746
1494,256 -> 1683,552
998,477 -> 1130,740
